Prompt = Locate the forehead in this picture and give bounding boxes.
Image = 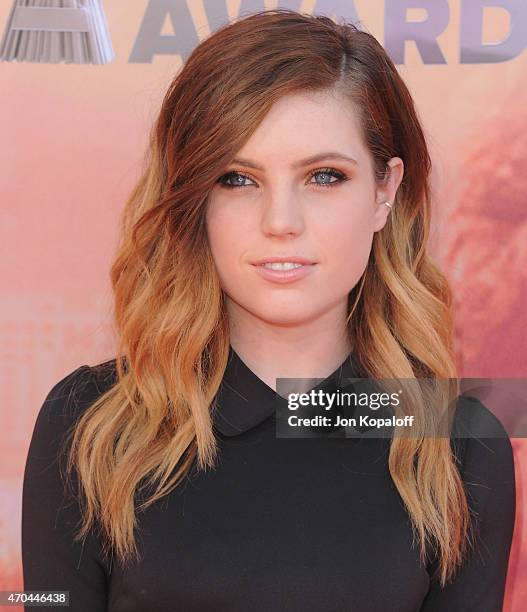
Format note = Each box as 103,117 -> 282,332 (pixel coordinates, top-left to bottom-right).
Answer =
235,89 -> 368,168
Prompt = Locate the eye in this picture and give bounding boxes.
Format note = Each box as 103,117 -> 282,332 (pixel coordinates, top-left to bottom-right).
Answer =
308,167 -> 348,188
216,171 -> 255,189
215,167 -> 349,190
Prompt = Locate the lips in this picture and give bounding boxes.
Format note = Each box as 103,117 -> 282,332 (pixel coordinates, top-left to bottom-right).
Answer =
251,256 -> 316,266
252,260 -> 318,283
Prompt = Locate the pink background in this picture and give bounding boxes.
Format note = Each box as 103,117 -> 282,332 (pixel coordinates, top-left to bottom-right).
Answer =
1,1 -> 526,609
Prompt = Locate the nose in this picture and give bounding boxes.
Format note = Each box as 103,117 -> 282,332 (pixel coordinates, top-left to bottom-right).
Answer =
259,187 -> 306,237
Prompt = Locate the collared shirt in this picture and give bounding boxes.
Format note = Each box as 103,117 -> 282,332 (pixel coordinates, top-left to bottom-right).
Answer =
212,343 -> 369,437
22,346 -> 516,611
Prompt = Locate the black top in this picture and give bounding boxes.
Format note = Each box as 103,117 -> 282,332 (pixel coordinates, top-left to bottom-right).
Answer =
22,346 -> 516,611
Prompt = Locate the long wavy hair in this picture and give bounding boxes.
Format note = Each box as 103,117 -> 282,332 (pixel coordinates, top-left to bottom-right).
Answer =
63,8 -> 472,587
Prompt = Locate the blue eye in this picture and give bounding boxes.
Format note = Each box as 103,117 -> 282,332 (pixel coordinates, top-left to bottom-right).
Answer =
216,168 -> 348,190
308,168 -> 347,188
216,171 -> 255,189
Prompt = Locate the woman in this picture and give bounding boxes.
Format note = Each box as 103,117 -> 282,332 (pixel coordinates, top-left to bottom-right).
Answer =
22,8 -> 516,611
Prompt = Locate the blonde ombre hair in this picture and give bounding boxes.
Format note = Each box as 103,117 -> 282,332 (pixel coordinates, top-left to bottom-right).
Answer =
63,8 -> 472,587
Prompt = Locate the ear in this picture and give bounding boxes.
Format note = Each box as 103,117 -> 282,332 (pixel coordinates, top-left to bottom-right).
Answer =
373,157 -> 404,232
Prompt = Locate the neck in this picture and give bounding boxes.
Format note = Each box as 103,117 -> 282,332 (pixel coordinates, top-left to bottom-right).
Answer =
226,298 -> 353,392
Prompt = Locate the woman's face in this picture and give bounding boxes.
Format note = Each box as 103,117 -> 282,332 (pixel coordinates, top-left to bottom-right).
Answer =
206,89 -> 403,328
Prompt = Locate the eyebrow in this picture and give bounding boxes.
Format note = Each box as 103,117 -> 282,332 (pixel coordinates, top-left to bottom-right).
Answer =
230,151 -> 359,171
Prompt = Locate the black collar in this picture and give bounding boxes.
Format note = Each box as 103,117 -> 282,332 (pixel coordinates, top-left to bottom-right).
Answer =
212,345 -> 366,437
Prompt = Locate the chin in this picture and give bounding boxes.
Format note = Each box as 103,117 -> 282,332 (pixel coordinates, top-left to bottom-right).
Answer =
249,305 -> 319,327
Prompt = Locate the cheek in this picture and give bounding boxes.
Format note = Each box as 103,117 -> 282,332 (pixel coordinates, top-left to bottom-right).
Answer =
337,235 -> 373,284
206,204 -> 250,277
322,210 -> 374,284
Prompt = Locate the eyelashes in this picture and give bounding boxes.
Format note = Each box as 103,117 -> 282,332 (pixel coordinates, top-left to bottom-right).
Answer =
216,167 -> 349,190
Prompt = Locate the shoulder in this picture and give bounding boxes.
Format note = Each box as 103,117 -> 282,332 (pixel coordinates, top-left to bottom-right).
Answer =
36,359 -> 120,432
451,394 -> 515,497
26,360 -> 121,493
452,394 -> 511,440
